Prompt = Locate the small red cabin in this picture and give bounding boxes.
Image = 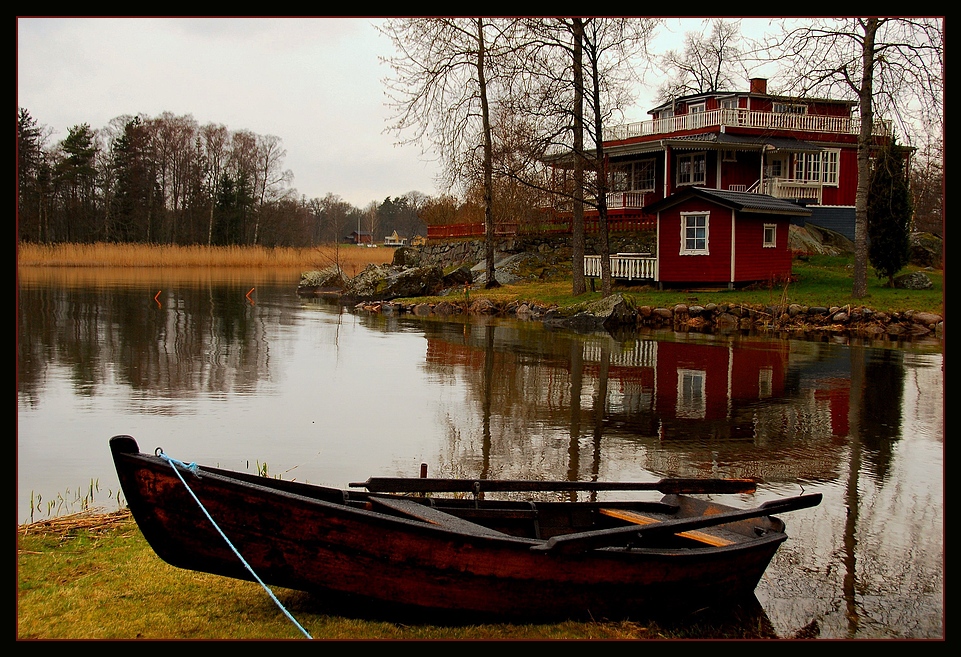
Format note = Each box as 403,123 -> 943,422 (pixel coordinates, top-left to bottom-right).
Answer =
643,187 -> 810,289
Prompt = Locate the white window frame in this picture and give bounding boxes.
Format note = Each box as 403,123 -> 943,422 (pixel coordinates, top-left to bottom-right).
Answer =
758,367 -> 773,399
677,152 -> 707,186
795,149 -> 840,186
610,159 -> 656,193
774,102 -> 808,114
821,149 -> 840,186
688,102 -> 706,128
763,223 -> 777,248
680,212 -> 709,255
677,368 -> 707,419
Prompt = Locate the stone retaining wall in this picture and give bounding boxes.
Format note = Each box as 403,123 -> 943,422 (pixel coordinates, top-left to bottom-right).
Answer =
414,234 -> 656,270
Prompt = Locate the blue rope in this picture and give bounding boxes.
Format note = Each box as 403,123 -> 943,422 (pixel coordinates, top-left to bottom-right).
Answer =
158,451 -> 313,639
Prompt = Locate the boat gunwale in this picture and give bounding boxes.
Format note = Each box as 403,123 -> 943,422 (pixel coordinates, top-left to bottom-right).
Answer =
112,441 -> 788,558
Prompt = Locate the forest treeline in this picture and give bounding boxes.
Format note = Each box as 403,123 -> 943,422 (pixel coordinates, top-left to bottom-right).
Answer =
16,102 -> 943,250
15,107 -> 495,248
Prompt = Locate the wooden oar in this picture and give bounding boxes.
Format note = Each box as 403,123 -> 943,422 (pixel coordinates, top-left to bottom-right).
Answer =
530,493 -> 822,554
349,477 -> 758,495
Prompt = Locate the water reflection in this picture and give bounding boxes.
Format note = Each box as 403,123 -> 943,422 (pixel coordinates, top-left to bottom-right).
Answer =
17,269 -> 943,639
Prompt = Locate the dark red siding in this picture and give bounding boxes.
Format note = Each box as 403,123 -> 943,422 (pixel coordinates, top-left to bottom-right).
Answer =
657,199 -> 734,284
656,197 -> 793,285
732,216 -> 792,282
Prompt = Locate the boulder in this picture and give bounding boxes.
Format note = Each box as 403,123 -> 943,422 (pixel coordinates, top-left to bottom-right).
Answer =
297,266 -> 348,295
442,265 -> 474,287
340,264 -> 445,302
893,271 -> 933,290
542,294 -> 635,331
392,246 -> 422,268
909,232 -> 943,269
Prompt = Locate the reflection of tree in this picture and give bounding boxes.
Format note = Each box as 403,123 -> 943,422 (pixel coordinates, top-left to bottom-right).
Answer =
860,349 -> 904,481
843,344 -> 864,636
17,279 -> 277,405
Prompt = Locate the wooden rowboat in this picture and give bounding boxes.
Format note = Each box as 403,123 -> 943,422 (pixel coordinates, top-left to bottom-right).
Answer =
110,435 -> 820,622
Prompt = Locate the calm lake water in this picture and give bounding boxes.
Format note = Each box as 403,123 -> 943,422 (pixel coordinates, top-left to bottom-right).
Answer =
16,267 -> 944,639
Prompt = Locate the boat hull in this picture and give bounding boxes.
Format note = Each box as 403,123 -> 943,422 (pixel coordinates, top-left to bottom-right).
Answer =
110,435 -> 788,621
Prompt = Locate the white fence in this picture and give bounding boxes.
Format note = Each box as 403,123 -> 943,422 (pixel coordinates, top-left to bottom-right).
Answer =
584,253 -> 657,281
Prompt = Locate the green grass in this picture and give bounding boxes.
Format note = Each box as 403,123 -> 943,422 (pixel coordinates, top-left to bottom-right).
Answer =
411,255 -> 943,317
17,512 -> 779,640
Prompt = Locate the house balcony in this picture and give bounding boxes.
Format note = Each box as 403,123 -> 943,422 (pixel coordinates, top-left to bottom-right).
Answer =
605,108 -> 890,141
759,178 -> 823,203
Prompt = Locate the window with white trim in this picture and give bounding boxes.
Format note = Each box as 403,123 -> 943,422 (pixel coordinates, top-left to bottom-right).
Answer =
794,149 -> 840,186
677,369 -> 706,419
763,223 -> 777,248
821,149 -> 840,186
680,212 -> 709,255
677,152 -> 706,186
774,102 -> 808,114
610,159 -> 656,192
758,367 -> 773,399
688,102 -> 707,128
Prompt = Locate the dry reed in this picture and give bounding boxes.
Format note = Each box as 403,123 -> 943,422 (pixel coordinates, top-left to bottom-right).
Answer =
17,242 -> 395,270
18,508 -> 133,538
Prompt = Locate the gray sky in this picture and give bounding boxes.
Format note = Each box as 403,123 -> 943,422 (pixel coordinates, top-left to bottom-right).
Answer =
16,17 -> 775,209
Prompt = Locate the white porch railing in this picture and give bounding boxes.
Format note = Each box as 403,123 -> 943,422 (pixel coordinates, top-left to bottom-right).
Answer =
761,178 -> 823,202
605,108 -> 891,141
585,253 -> 656,281
605,191 -> 649,209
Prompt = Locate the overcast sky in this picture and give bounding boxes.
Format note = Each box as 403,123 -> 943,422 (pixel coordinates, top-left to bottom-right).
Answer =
17,17 -> 776,209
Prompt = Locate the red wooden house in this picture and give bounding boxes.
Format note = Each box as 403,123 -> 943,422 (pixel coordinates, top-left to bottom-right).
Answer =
428,77 -> 892,285
641,186 -> 810,288
578,77 -> 889,286
597,77 -> 886,240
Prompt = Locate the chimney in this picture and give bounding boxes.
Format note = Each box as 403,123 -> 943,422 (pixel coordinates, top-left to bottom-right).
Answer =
750,78 -> 768,95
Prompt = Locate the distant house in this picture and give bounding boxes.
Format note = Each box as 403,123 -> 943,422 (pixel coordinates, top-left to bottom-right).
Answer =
384,230 -> 407,247
346,230 -> 373,245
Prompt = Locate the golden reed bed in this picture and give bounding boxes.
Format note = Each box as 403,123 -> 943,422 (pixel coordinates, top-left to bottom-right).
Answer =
17,242 -> 395,270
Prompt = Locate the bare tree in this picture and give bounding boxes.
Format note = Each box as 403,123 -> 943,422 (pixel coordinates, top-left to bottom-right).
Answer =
251,133 -> 292,245
381,18 -> 521,289
201,123 -> 230,246
655,18 -> 747,101
909,138 -> 943,236
505,18 -> 658,296
760,18 -> 944,298
583,18 -> 659,296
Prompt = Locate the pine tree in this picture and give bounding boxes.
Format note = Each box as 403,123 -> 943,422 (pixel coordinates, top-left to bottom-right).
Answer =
867,136 -> 913,287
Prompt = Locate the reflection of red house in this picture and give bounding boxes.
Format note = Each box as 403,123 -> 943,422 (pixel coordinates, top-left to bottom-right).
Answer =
654,339 -> 789,421
643,186 -> 810,288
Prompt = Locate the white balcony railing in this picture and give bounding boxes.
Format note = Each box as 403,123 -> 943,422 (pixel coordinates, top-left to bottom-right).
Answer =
585,253 -> 656,281
761,178 -> 823,202
605,191 -> 649,209
606,108 -> 891,141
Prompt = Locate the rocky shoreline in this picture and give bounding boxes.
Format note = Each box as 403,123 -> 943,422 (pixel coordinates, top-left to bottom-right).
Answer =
352,293 -> 943,342
300,228 -> 943,343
